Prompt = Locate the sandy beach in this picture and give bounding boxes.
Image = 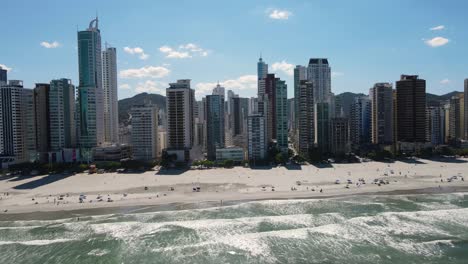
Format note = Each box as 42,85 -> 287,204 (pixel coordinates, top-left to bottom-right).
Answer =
1,158 -> 467,217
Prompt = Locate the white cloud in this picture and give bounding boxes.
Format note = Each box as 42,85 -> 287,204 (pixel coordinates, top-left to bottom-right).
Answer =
440,78 -> 450,85
120,66 -> 170,79
268,9 -> 292,20
0,64 -> 12,71
40,41 -> 61,48
424,37 -> 449,47
123,47 -> 149,60
135,80 -> 167,94
331,72 -> 344,77
159,43 -> 209,59
119,83 -> 131,90
195,74 -> 257,97
271,61 -> 294,76
430,25 -> 445,31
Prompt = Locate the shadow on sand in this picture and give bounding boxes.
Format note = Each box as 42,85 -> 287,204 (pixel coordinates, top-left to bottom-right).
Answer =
156,168 -> 189,175
13,173 -> 74,190
284,163 -> 302,170
398,158 -> 426,164
429,157 -> 468,164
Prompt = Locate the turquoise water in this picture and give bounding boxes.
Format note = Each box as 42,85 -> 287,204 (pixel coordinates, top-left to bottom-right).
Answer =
0,193 -> 467,263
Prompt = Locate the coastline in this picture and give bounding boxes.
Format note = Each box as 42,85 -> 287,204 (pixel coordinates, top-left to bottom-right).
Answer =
1,158 -> 467,220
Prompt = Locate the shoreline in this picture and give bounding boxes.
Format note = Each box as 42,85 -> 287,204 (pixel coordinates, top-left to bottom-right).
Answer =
1,158 -> 467,220
1,186 -> 467,221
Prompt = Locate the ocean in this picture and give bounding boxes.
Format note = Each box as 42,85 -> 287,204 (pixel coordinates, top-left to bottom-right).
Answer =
0,192 -> 467,264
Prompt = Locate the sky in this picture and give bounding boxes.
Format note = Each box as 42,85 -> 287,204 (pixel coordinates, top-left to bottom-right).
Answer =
1,0 -> 467,100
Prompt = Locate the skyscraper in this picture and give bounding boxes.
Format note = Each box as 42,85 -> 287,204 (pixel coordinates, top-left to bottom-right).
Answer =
396,75 -> 426,143
0,81 -> 31,165
426,106 -> 444,145
465,79 -> 468,139
315,102 -> 330,153
448,94 -> 464,140
257,56 -> 268,96
275,79 -> 288,152
331,117 -> 350,155
102,46 -> 118,143
350,96 -> 371,146
248,114 -> 267,162
212,83 -> 225,102
49,79 -> 76,151
77,17 -> 104,160
296,80 -> 315,157
307,58 -> 331,104
206,95 -> 225,160
131,104 -> 159,161
166,79 -> 195,161
34,83 -> 50,154
264,73 -> 277,141
293,65 -> 307,132
370,83 -> 393,145
0,67 -> 6,85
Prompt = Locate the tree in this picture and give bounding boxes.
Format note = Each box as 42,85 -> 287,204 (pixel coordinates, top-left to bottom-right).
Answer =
222,159 -> 234,168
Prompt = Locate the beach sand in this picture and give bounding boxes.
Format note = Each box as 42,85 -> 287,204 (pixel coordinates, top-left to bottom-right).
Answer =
0,158 -> 467,218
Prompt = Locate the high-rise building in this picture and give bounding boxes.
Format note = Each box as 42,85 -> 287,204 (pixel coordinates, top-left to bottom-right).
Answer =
396,75 -> 426,143
0,81 -> 33,165
307,58 -> 331,104
49,79 -> 76,151
102,46 -> 118,143
212,83 -> 225,102
448,94 -> 464,140
206,95 -> 225,160
293,65 -> 307,131
331,117 -> 350,155
296,80 -> 315,156
264,74 -> 277,141
77,17 -> 104,160
465,79 -> 468,139
131,104 -> 158,161
350,96 -> 371,146
315,102 -> 330,153
248,114 -> 267,162
0,67 -> 6,85
166,79 -> 195,161
275,79 -> 288,152
257,56 -> 268,96
370,83 -> 393,145
426,106 -> 444,145
34,83 -> 50,154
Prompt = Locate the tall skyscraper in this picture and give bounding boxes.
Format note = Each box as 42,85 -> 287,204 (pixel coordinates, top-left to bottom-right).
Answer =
206,95 -> 225,160
331,117 -> 350,155
296,80 -> 315,157
0,81 -> 31,165
212,83 -> 225,102
49,79 -> 76,151
257,56 -> 268,96
275,79 -> 288,152
426,106 -> 444,145
293,65 -> 307,132
166,79 -> 195,161
77,17 -> 104,160
370,83 -> 393,145
396,75 -> 426,143
102,46 -> 118,143
131,104 -> 159,161
315,102 -> 330,153
22,88 -> 37,162
448,94 -> 464,140
465,79 -> 468,139
307,58 -> 331,104
350,96 -> 371,146
264,73 -> 277,141
34,83 -> 50,154
248,114 -> 267,162
0,67 -> 6,85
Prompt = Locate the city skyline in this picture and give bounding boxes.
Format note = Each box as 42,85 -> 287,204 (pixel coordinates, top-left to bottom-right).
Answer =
1,0 -> 468,100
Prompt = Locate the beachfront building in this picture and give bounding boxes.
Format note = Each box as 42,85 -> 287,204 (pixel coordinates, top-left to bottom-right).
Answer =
426,106 -> 445,145
350,96 -> 372,147
166,79 -> 195,161
275,79 -> 288,153
293,65 -> 307,133
215,147 -> 245,162
77,17 -> 105,162
448,94 -> 465,140
49,79 -> 76,151
370,83 -> 393,145
396,75 -> 426,143
131,104 -> 159,161
34,84 -> 50,158
296,80 -> 315,157
248,114 -> 267,163
264,74 -> 277,142
206,94 -> 225,160
331,117 -> 350,155
93,144 -> 131,161
0,81 -> 36,166
102,46 -> 119,143
307,58 -> 331,105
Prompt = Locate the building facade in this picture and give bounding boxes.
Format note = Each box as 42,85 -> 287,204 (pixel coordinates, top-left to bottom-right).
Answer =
131,104 -> 158,161
370,83 -> 393,145
350,96 -> 371,146
34,83 -> 50,154
206,95 -> 225,160
331,117 -> 350,155
296,80 -> 315,156
102,46 -> 119,143
248,114 -> 267,162
275,79 -> 288,152
49,79 -> 76,151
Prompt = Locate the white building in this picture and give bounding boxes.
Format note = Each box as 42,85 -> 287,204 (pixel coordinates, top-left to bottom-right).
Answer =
248,114 -> 267,162
102,46 -> 119,143
49,79 -> 76,151
131,104 -> 159,161
307,58 -> 331,104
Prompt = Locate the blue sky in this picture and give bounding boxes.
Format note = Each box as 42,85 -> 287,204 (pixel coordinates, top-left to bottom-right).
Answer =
1,0 -> 467,99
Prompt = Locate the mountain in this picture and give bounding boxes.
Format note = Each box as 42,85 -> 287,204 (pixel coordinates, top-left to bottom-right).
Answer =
118,93 -> 166,123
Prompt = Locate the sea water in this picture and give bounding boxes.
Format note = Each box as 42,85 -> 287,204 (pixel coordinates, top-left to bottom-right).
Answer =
0,193 -> 467,263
